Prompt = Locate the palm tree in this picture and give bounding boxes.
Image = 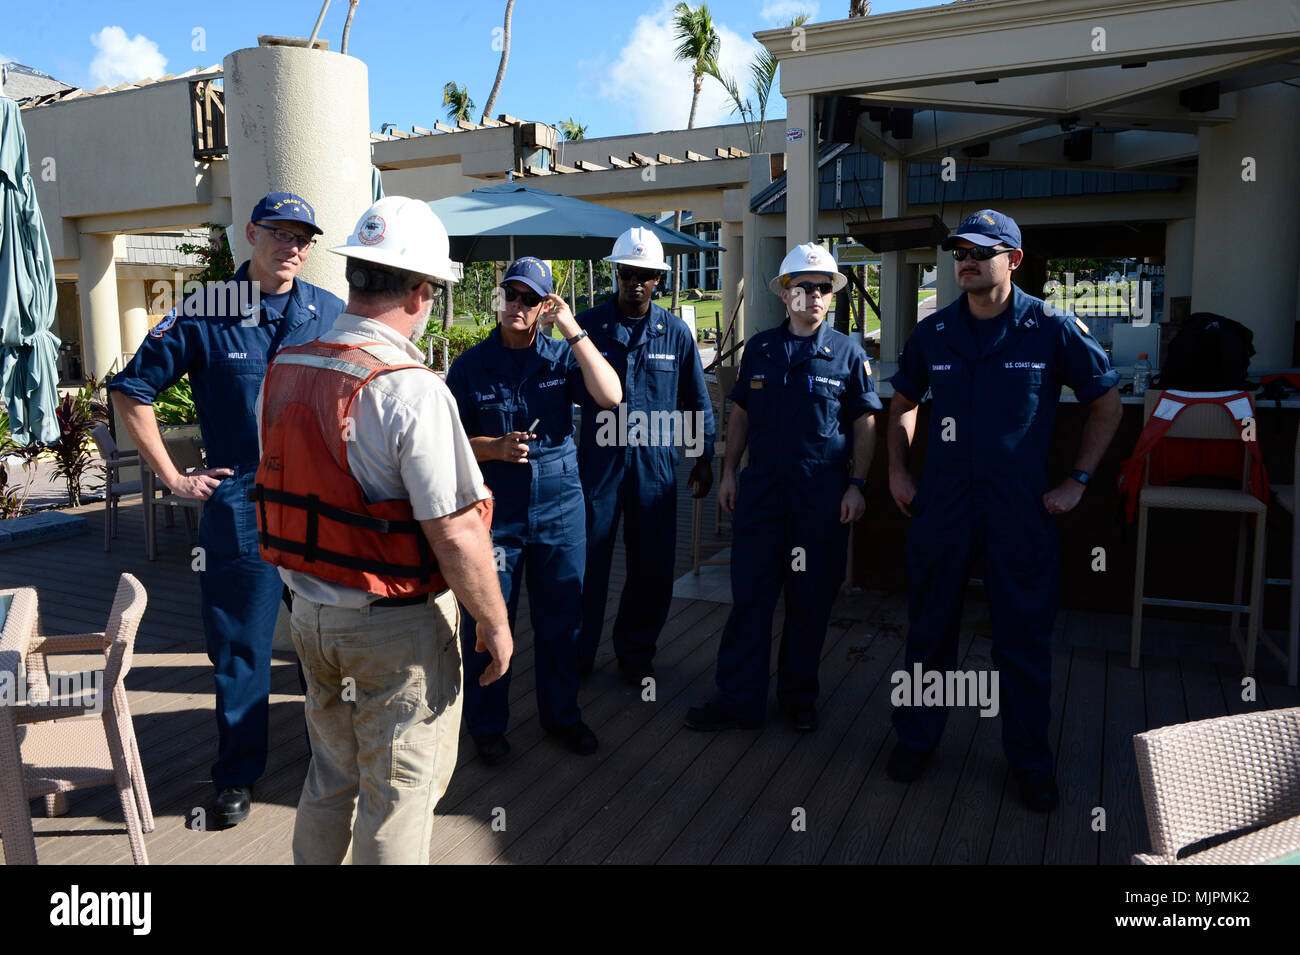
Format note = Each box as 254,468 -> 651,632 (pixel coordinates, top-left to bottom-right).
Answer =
670,2 -> 720,311
672,2 -> 721,129
480,0 -> 516,124
558,116 -> 587,141
707,14 -> 809,155
442,81 -> 475,124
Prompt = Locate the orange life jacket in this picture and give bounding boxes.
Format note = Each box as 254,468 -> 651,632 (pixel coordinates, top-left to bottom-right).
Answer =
251,338 -> 491,597
1116,390 -> 1267,523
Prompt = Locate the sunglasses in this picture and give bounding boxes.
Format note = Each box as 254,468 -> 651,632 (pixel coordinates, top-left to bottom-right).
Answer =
789,281 -> 835,296
255,223 -> 317,249
617,267 -> 660,285
501,286 -> 544,308
951,246 -> 1014,262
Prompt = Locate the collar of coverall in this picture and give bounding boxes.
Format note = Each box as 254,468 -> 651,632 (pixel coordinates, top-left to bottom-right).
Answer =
595,298 -> 671,348
231,260 -> 307,329
765,315 -> 836,362
939,283 -> 1038,359
481,323 -> 551,375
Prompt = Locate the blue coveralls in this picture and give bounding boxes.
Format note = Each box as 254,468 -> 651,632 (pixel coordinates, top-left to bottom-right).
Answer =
109,263 -> 343,791
572,300 -> 715,672
712,319 -> 881,723
445,327 -> 587,736
889,285 -> 1116,774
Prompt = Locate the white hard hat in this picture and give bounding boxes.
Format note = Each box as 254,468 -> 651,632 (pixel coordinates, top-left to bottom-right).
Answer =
603,226 -> 670,271
769,242 -> 848,295
330,196 -> 458,284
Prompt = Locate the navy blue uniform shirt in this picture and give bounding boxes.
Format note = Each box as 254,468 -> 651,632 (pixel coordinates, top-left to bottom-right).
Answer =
890,283 -> 1117,498
731,318 -> 881,473
446,326 -> 585,486
109,262 -> 344,469
574,299 -> 716,465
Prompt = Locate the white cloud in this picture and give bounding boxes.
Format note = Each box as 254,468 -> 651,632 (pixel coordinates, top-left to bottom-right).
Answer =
761,0 -> 820,24
595,0 -> 764,133
89,26 -> 167,87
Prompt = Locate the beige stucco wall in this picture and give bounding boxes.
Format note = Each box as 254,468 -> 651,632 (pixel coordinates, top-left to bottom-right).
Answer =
224,46 -> 372,299
22,81 -> 205,236
1191,83 -> 1300,367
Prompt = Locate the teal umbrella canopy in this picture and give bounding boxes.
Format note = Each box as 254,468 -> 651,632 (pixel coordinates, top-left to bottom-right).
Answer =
428,182 -> 722,262
0,96 -> 61,446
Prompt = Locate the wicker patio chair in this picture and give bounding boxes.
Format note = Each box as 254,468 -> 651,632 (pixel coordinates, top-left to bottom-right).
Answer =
6,574 -> 154,864
0,587 -> 40,864
1133,707 -> 1300,864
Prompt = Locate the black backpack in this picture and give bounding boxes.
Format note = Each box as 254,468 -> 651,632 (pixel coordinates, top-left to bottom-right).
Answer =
1152,312 -> 1256,392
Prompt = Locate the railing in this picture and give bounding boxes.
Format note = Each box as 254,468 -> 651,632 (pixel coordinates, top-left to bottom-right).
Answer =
190,79 -> 228,161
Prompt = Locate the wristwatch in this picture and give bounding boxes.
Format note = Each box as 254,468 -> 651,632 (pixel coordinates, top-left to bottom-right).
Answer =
849,477 -> 867,489
566,330 -> 588,345
1069,469 -> 1091,486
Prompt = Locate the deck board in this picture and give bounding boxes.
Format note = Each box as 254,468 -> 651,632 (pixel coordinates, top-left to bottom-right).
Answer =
4,468 -> 1299,865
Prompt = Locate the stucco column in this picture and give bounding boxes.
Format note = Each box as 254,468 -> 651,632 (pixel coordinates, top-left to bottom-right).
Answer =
784,94 -> 817,247
878,158 -> 910,373
719,219 -> 743,357
1163,217 -> 1195,302
77,233 -> 123,381
117,277 -> 149,356
223,45 -> 372,300
936,247 -> 959,311
1190,83 -> 1300,367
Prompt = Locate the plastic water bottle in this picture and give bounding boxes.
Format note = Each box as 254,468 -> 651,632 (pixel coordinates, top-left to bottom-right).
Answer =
1132,353 -> 1152,395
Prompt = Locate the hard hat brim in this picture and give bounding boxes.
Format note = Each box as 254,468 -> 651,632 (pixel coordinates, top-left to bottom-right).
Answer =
603,253 -> 671,271
329,242 -> 458,284
769,270 -> 848,296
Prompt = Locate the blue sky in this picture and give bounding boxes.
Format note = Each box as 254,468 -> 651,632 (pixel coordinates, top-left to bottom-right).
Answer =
3,0 -> 945,138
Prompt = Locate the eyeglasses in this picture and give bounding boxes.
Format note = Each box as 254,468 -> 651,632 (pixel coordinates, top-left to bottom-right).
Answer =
951,246 -> 1013,262
617,267 -> 660,285
501,285 -> 544,308
790,281 -> 835,296
255,223 -> 317,249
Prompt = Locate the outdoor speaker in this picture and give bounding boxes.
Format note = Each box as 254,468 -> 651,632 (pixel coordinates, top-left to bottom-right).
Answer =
1179,81 -> 1220,113
820,96 -> 865,143
888,108 -> 914,139
1063,129 -> 1093,162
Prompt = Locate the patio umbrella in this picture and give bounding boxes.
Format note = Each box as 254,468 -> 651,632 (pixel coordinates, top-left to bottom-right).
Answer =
428,182 -> 722,262
0,95 -> 61,446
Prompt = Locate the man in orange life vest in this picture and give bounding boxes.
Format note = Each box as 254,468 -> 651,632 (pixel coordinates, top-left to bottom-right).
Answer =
254,196 -> 511,864
886,210 -> 1122,811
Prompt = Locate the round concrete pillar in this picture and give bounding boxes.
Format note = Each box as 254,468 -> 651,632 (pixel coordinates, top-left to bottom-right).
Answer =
1190,83 -> 1300,367
117,277 -> 149,355
1163,217 -> 1195,301
719,220 -> 743,352
78,233 -> 122,381
223,45 -> 371,300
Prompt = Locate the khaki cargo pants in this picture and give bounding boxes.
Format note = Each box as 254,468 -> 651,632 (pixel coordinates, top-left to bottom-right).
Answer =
289,590 -> 462,864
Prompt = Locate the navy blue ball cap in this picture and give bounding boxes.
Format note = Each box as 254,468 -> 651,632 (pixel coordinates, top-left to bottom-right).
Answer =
502,256 -> 553,297
941,208 -> 1021,250
251,191 -> 323,235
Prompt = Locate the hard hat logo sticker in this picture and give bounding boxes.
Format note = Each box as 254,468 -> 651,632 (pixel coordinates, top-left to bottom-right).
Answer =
633,244 -> 645,257
358,215 -> 387,246
805,250 -> 819,264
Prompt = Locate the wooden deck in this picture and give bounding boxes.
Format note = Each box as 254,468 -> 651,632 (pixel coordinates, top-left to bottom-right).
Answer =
3,469 -> 1300,865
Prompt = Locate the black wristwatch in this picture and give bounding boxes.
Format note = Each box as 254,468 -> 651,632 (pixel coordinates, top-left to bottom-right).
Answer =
566,330 -> 588,345
849,477 -> 867,489
1069,469 -> 1091,486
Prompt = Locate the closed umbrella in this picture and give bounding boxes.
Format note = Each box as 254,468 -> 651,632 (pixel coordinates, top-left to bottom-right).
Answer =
0,95 -> 61,446
428,182 -> 722,262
